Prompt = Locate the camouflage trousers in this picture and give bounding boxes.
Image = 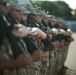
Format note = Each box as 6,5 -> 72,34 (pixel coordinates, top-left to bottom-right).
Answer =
47,46 -> 69,75
28,46 -> 69,75
40,52 -> 49,75
47,48 -> 59,75
0,47 -> 69,75
16,52 -> 49,75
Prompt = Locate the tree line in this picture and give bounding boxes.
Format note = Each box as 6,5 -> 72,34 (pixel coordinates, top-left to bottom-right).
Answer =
32,1 -> 76,20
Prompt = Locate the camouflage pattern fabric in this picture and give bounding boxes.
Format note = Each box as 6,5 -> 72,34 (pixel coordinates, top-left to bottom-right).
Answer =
47,46 -> 69,75
40,51 -> 49,75
47,49 -> 58,75
0,37 -> 30,75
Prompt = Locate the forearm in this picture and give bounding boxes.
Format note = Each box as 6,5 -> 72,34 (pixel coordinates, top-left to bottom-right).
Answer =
0,54 -> 32,70
0,60 -> 16,70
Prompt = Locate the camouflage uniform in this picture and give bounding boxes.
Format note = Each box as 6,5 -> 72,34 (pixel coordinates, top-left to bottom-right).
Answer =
47,48 -> 58,75
40,51 -> 49,75
28,39 -> 42,75
0,34 -> 32,75
10,3 -> 43,75
0,37 -> 17,75
47,46 -> 69,75
0,3 -> 31,74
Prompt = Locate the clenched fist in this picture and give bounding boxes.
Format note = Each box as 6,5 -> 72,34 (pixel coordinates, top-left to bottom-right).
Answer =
31,50 -> 45,62
67,29 -> 72,35
52,28 -> 58,35
29,27 -> 47,40
12,24 -> 30,37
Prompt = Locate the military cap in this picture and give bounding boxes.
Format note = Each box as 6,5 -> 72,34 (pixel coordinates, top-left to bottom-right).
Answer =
41,10 -> 47,17
26,5 -> 41,15
40,10 -> 51,20
46,15 -> 53,20
22,8 -> 30,15
0,0 -> 13,6
49,16 -> 59,22
34,7 -> 41,12
32,10 -> 41,15
56,17 -> 66,24
34,7 -> 43,16
12,0 -> 18,3
35,7 -> 48,17
10,3 -> 30,14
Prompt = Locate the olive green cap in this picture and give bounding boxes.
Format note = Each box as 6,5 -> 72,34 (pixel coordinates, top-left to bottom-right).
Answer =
10,3 -> 30,14
26,5 -> 41,15
0,0 -> 14,6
